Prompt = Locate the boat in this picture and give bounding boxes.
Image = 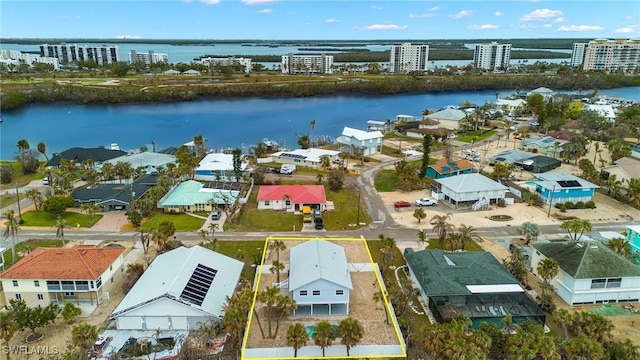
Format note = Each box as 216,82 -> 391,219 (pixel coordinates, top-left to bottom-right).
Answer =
261,138 -> 280,150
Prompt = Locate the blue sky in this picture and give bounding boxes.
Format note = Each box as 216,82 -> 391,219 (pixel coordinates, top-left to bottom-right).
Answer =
1,0 -> 638,40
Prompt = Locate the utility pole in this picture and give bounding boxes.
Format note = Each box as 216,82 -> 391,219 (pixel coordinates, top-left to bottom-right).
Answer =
356,185 -> 361,225
547,184 -> 556,217
15,183 -> 22,221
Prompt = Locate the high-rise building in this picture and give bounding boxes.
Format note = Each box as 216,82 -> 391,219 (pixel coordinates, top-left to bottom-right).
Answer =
197,57 -> 253,73
40,43 -> 120,65
582,39 -> 640,72
129,50 -> 168,65
473,42 -> 511,71
281,54 -> 333,74
389,43 -> 429,73
570,43 -> 588,68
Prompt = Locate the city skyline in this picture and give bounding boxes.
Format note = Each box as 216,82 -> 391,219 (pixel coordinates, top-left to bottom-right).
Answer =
1,0 -> 639,40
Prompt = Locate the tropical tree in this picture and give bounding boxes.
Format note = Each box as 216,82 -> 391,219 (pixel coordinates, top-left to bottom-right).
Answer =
128,210 -> 142,228
430,213 -> 454,249
71,323 -> 98,351
208,222 -> 219,239
519,222 -> 540,245
36,142 -> 49,161
80,203 -> 99,226
270,260 -> 285,284
193,134 -> 206,158
412,207 -> 426,223
420,134 -> 433,177
272,295 -> 297,339
55,216 -> 70,247
552,308 -> 573,339
457,224 -> 476,251
607,174 -> 622,199
372,290 -> 389,325
626,177 -> 640,208
0,311 -> 18,360
61,302 -> 82,323
24,188 -> 43,210
16,139 -> 30,153
337,317 -> 364,356
316,173 -> 324,184
268,239 -> 287,263
537,258 -> 559,283
312,321 -> 336,357
3,210 -> 19,263
222,283 -> 253,348
198,229 -> 208,243
560,219 -> 592,242
297,134 -> 311,149
417,229 -> 428,249
563,335 -> 604,359
605,238 -> 634,260
445,232 -> 463,251
257,286 -> 280,339
503,247 -> 528,286
286,323 -> 308,358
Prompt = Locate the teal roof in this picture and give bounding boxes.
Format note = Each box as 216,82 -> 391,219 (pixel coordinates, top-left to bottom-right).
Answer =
160,180 -> 239,206
531,241 -> 640,279
405,249 -> 519,296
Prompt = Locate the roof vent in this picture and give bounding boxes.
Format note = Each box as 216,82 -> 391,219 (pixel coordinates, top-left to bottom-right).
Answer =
576,243 -> 583,248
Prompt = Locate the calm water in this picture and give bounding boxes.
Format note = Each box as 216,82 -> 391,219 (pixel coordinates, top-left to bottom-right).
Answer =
1,87 -> 638,160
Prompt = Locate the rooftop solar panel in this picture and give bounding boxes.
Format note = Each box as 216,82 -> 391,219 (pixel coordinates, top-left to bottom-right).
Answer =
557,180 -> 581,188
180,264 -> 217,306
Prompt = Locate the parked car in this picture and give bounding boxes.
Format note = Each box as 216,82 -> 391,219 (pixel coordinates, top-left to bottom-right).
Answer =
509,243 -> 529,259
211,210 -> 222,220
42,177 -> 49,185
394,201 -> 412,208
415,197 -> 438,206
314,217 -> 324,230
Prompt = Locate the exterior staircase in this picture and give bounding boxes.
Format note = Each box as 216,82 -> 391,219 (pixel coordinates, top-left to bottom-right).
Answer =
472,197 -> 489,211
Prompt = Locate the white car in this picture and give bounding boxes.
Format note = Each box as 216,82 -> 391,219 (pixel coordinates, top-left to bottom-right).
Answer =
415,197 -> 438,206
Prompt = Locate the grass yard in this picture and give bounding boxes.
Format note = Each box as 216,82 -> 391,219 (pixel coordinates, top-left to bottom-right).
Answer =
374,169 -> 401,192
20,210 -> 103,228
381,145 -> 405,158
323,187 -> 370,230
142,212 -> 205,232
456,129 -> 496,143
1,193 -> 23,209
0,161 -> 45,190
226,189 -> 303,232
426,237 -> 483,252
204,240 -> 265,281
2,239 -> 63,267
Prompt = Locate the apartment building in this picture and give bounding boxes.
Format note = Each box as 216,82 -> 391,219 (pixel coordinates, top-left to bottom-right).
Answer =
389,43 -> 429,73
198,56 -> 253,73
582,39 -> 640,72
128,50 -> 168,65
571,43 -> 588,68
281,54 -> 333,74
0,49 -> 60,70
473,42 -> 511,71
40,43 -> 120,65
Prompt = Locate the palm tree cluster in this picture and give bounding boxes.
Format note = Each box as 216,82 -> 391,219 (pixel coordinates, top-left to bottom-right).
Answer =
255,286 -> 296,340
288,317 -> 364,358
221,283 -> 254,350
536,258 -> 560,313
429,214 -> 477,252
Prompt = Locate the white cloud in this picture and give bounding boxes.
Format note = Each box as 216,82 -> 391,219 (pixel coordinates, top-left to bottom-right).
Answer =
554,17 -> 567,23
356,24 -> 408,31
371,5 -> 383,10
467,24 -> 498,30
116,35 -> 142,39
449,10 -> 473,20
241,0 -> 275,4
409,13 -> 437,18
258,8 -> 273,13
200,0 -> 220,4
494,11 -> 503,16
429,6 -> 441,11
520,8 -> 563,22
520,23 -> 552,29
613,25 -> 638,34
326,18 -> 338,23
557,24 -> 604,32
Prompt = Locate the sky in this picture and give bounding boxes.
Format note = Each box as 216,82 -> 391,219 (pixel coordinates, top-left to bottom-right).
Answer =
1,0 -> 639,40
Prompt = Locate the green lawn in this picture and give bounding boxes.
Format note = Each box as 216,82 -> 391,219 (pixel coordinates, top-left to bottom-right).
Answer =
381,145 -> 405,158
457,130 -> 496,143
323,187 -> 370,230
226,189 -> 303,232
20,210 -> 103,228
0,161 -> 45,191
2,239 -> 63,267
142,212 -> 205,232
204,240 -> 265,281
1,193 -> 23,209
374,170 -> 401,192
426,237 -> 483,252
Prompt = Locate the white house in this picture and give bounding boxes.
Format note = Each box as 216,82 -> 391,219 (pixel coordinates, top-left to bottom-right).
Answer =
288,240 -> 352,316
100,151 -> 177,174
496,98 -> 526,113
531,241 -> 640,306
527,87 -> 554,99
271,148 -> 341,169
424,108 -> 466,130
335,127 -> 382,156
194,153 -> 248,182
433,173 -> 509,210
109,246 -> 243,330
586,103 -> 617,122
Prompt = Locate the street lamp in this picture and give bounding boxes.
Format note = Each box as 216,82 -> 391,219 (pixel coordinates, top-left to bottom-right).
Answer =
15,183 -> 22,221
355,185 -> 361,226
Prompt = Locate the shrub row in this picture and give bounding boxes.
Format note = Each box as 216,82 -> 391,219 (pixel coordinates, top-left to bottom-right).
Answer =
554,200 -> 596,212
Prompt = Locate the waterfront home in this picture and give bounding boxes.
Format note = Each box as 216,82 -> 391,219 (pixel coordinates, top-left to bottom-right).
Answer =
270,148 -> 341,169
46,147 -> 126,168
531,172 -> 599,205
0,245 -> 125,310
586,103 -> 617,122
257,185 -> 327,212
289,240 -> 352,316
194,153 -> 247,182
531,241 -> 640,305
336,127 -> 383,156
99,151 -> 177,174
109,246 -> 243,330
527,87 -> 554,99
423,108 -> 466,131
426,158 -> 475,179
71,173 -> 159,212
432,173 -> 508,210
627,225 -> 640,258
496,98 -> 526,114
404,248 -> 545,328
367,120 -> 393,133
158,180 -> 240,213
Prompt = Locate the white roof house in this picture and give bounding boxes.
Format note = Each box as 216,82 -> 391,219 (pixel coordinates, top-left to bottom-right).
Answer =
100,152 -> 177,173
271,148 -> 341,169
527,87 -> 554,99
586,104 -> 617,122
110,246 -> 243,330
496,98 -> 526,111
425,108 -> 467,130
289,240 -> 353,316
336,127 -> 383,156
435,173 -> 509,209
194,153 -> 248,181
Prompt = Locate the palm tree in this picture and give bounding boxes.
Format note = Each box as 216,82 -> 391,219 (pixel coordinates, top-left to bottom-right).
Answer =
446,232 -> 463,251
457,224 -> 476,251
37,142 -> 49,161
606,174 -> 621,198
519,222 -> 540,245
412,207 -> 426,223
272,295 -> 297,338
559,219 -> 592,242
198,229 -> 208,243
312,321 -> 335,357
430,213 -> 454,249
417,229 -> 428,249
537,258 -> 559,283
24,188 -> 43,210
71,323 -> 99,352
268,239 -> 287,263
0,311 -> 18,360
3,210 -> 19,262
257,286 -> 280,339
605,238 -> 633,259
552,308 -> 573,339
316,173 -> 324,184
337,317 -> 364,356
373,290 -> 389,325
55,216 -> 70,246
193,134 -> 205,158
286,323 -> 308,358
208,222 -> 219,239
16,139 -> 30,153
626,178 -> 640,207
270,260 -> 285,284
282,194 -> 292,211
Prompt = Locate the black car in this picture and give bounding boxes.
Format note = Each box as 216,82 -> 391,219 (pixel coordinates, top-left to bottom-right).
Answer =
211,210 -> 222,220
314,217 -> 323,230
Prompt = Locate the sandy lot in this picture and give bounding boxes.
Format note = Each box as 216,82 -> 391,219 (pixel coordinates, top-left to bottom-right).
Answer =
245,238 -> 402,352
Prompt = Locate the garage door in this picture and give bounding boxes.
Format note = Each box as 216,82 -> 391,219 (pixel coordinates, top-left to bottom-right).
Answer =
171,317 -> 188,330
117,316 -> 144,330
145,316 -> 171,330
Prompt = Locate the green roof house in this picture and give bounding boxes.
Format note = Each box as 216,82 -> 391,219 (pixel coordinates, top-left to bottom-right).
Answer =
404,249 -> 545,328
158,180 -> 239,213
531,241 -> 640,306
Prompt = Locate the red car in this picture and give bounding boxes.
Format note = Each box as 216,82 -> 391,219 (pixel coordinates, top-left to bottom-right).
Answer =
394,201 -> 411,208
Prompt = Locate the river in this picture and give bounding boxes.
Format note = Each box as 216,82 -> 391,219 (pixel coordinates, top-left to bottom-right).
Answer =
1,87 -> 638,160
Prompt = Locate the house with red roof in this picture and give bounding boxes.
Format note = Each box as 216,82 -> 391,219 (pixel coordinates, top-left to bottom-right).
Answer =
0,245 -> 125,309
257,185 -> 327,212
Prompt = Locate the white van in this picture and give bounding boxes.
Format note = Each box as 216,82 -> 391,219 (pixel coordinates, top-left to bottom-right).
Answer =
42,177 -> 49,185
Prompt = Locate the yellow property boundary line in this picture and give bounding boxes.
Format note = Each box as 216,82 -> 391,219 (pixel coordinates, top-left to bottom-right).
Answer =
240,236 -> 407,359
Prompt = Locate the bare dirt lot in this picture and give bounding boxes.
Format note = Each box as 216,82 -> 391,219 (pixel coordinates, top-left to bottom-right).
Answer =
245,238 -> 402,353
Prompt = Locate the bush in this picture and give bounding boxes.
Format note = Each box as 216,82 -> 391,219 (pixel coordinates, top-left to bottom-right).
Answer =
558,204 -> 567,212
564,201 -> 575,209
554,203 -> 562,209
585,200 -> 596,209
0,163 -> 14,184
576,201 -> 586,209
497,198 -> 506,207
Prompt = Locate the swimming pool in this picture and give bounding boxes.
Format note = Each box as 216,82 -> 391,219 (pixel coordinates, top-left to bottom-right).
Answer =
306,325 -> 338,338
